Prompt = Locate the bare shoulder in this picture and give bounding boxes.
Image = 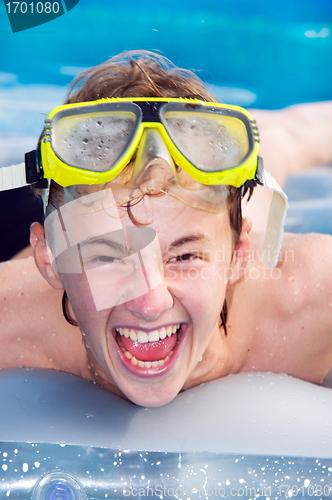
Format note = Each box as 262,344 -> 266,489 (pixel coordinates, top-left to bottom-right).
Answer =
281,233 -> 332,337
0,257 -> 86,374
234,232 -> 332,381
279,232 -> 332,298
232,231 -> 332,337
251,232 -> 332,315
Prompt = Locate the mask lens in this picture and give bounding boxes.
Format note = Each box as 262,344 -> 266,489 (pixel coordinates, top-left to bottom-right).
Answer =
163,111 -> 249,172
52,111 -> 137,172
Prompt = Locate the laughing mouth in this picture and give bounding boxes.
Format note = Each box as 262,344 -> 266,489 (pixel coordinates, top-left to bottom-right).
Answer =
115,324 -> 183,369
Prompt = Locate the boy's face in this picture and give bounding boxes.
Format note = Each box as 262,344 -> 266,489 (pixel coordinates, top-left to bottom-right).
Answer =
42,192 -> 247,407
50,191 -> 239,406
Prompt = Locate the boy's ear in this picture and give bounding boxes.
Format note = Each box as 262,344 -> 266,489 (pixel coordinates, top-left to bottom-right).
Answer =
30,222 -> 64,290
228,218 -> 252,285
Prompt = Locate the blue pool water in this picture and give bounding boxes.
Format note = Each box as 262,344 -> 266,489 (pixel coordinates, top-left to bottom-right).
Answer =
1,441 -> 331,499
0,2 -> 331,493
0,0 -> 331,109
284,168 -> 332,234
0,2 -> 331,156
0,0 -> 331,166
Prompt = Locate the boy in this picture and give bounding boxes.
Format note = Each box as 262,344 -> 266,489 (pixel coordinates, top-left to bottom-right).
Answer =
1,51 -> 332,407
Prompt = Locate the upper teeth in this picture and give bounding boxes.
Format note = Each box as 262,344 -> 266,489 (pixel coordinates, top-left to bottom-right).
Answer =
116,324 -> 180,344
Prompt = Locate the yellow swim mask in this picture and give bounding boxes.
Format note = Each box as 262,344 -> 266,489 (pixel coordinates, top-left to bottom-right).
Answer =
33,97 -> 260,188
0,97 -> 288,268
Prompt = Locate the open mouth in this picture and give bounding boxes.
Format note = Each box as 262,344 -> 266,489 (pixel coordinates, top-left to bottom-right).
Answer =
115,324 -> 183,369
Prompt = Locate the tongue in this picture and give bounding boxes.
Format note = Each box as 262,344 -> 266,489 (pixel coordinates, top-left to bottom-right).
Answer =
120,333 -> 178,362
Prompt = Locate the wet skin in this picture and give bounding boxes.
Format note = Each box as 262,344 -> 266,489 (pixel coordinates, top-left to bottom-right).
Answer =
43,194 -> 248,406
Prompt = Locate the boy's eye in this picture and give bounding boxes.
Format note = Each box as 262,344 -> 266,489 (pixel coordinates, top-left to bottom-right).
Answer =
83,255 -> 123,267
95,256 -> 122,263
169,253 -> 197,262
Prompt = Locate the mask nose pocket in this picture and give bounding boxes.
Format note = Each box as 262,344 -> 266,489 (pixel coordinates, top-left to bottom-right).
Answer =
132,129 -> 176,185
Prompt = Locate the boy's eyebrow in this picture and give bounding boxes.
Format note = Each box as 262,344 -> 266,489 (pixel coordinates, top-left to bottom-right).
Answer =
168,233 -> 213,250
80,236 -> 127,253
80,232 -> 212,253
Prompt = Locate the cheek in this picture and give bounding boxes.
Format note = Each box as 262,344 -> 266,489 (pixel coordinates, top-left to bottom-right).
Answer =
167,260 -> 229,324
60,272 -> 111,331
60,273 -> 95,310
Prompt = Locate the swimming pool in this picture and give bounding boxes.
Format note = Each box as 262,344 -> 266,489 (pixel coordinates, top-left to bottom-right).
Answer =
0,2 -> 332,497
1,0 -> 331,245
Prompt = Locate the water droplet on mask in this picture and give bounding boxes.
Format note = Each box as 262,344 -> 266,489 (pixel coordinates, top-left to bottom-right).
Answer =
82,138 -> 89,144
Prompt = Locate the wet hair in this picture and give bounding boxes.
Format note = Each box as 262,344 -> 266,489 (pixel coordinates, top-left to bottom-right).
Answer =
34,50 -> 253,334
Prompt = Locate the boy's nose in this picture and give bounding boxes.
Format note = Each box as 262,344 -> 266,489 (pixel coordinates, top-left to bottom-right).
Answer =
124,281 -> 174,322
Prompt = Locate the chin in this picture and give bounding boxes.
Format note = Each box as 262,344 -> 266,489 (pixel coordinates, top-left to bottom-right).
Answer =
124,385 -> 182,407
113,363 -> 187,407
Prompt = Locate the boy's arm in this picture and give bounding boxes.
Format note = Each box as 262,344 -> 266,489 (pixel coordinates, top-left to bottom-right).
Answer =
252,101 -> 332,186
245,101 -> 332,232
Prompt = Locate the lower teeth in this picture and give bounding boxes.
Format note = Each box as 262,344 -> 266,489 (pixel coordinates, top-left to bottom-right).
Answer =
117,326 -> 182,368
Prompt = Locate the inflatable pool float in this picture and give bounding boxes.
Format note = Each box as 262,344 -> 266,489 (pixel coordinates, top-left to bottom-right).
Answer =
0,369 -> 331,499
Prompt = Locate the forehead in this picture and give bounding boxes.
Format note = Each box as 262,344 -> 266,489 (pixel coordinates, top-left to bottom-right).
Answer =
45,191 -> 231,254
121,195 -> 231,244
